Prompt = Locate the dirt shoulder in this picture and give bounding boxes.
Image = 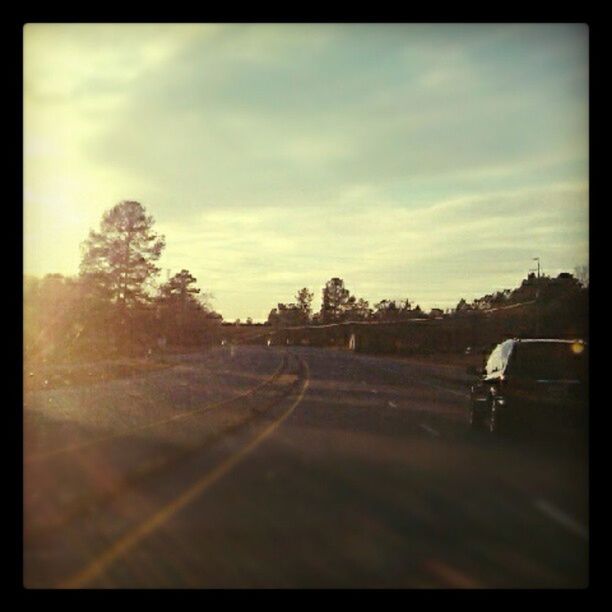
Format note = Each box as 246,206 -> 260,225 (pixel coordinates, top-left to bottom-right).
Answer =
22,344 -> 226,393
23,357 -> 173,393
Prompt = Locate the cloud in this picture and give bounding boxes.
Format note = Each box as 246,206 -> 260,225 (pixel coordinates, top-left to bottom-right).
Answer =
73,24 -> 587,216
24,24 -> 589,320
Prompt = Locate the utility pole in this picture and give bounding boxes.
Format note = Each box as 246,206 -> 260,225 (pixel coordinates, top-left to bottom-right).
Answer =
532,257 -> 541,336
533,257 -> 541,279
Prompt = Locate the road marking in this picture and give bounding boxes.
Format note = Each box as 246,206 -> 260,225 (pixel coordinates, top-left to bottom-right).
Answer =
58,357 -> 311,589
274,373 -> 298,385
420,423 -> 440,437
387,401 -> 398,408
26,353 -> 287,464
534,498 -> 588,541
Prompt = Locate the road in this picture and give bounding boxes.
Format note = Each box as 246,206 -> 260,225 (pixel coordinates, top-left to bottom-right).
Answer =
23,345 -> 589,588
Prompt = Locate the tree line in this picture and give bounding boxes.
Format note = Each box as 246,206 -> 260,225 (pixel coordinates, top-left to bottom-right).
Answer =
24,201 -> 221,362
267,277 -> 425,328
25,199 -> 589,359
454,271 -> 588,314
266,270 -> 589,329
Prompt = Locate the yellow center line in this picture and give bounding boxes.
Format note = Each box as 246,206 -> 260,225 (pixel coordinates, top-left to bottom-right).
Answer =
58,356 -> 310,589
26,352 -> 287,464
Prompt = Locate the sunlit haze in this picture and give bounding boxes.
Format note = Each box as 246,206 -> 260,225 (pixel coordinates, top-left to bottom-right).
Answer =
24,23 -> 588,321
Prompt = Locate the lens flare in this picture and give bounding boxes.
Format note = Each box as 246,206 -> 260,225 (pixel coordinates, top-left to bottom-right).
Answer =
571,342 -> 585,355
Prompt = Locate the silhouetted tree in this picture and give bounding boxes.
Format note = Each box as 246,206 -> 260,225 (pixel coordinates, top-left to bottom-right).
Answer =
159,269 -> 200,308
77,201 -> 166,354
321,277 -> 352,323
80,201 -> 165,311
346,297 -> 372,321
295,287 -> 314,322
373,298 -> 413,321
267,303 -> 303,328
156,269 -> 221,345
267,308 -> 279,327
455,298 -> 472,313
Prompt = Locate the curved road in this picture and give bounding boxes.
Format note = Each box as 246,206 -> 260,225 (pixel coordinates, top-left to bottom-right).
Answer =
24,345 -> 589,588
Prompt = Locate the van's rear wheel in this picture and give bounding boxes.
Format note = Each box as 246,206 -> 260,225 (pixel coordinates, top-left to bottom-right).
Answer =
487,401 -> 503,435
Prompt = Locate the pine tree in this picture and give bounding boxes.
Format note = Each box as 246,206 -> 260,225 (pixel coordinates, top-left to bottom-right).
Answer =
80,201 -> 165,310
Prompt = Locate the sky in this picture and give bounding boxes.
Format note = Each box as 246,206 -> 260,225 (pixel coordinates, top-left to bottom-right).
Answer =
24,23 -> 589,322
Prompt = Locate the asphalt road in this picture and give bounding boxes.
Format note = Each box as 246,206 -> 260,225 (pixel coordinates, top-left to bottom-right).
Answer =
23,345 -> 589,588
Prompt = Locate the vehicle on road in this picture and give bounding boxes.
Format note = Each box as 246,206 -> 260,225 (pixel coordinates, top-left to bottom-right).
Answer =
468,338 -> 588,435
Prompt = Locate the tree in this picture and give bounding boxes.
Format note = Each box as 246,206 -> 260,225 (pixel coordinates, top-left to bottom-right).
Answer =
156,269 -> 221,344
320,277 -> 352,323
267,308 -> 279,327
346,297 -> 372,321
24,274 -> 84,361
78,201 -> 165,354
295,287 -> 314,323
373,298 -> 413,321
267,303 -> 303,328
23,272 -> 126,361
374,299 -> 396,320
80,200 -> 165,310
159,269 -> 201,309
455,298 -> 472,313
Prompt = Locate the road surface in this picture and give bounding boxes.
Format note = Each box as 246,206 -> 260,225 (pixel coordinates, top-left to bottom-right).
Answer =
24,345 -> 589,588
